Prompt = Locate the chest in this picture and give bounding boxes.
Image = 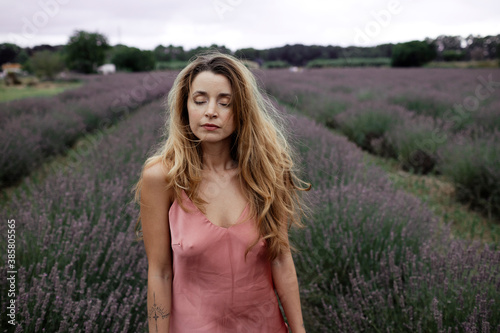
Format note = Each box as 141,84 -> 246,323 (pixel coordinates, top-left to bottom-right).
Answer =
198,171 -> 249,229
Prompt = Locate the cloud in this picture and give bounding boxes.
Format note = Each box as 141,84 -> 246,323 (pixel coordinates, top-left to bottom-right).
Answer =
0,0 -> 499,50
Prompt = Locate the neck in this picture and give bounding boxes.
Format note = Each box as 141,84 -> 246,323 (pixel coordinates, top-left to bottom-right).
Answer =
200,140 -> 236,173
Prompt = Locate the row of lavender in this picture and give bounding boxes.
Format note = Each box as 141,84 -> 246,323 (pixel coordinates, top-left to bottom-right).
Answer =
286,112 -> 499,332
1,94 -> 498,331
0,71 -> 177,189
259,68 -> 500,218
0,100 -> 166,332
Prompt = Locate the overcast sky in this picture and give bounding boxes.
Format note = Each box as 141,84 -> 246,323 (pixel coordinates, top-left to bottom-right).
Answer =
2,0 -> 499,51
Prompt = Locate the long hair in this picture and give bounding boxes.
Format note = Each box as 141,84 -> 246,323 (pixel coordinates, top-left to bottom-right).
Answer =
131,51 -> 311,261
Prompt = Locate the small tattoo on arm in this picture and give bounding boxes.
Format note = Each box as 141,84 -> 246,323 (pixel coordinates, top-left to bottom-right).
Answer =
148,292 -> 170,333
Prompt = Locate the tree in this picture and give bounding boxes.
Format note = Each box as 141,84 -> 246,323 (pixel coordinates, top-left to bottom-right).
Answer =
483,35 -> 500,60
153,44 -> 185,62
0,43 -> 22,65
391,40 -> 437,67
234,48 -> 261,60
65,30 -> 110,73
184,44 -> 231,61
30,50 -> 65,80
111,46 -> 155,72
470,47 -> 485,61
375,43 -> 394,58
153,45 -> 169,62
435,35 -> 463,53
442,50 -> 466,61
15,49 -> 29,65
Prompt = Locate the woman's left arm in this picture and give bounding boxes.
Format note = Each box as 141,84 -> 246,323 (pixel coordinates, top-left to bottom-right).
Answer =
271,248 -> 306,333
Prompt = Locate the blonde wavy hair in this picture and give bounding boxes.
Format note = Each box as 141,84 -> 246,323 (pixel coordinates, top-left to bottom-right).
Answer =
131,51 -> 311,261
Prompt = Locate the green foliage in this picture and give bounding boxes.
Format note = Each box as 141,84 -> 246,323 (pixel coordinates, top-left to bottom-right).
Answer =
263,60 -> 290,69
306,57 -> 391,68
439,135 -> 500,218
386,120 -> 444,174
111,46 -> 155,72
65,30 -> 110,73
153,44 -> 185,62
234,47 -> 261,60
155,61 -> 188,70
0,81 -> 82,103
442,50 -> 466,62
151,44 -> 232,63
301,94 -> 348,128
231,35 -> 499,66
335,109 -> 398,155
424,59 -> 500,69
252,44 -> 395,66
391,40 -> 437,67
29,50 -> 65,80
16,49 -> 29,65
390,94 -> 451,118
0,43 -> 22,65
184,44 -> 232,60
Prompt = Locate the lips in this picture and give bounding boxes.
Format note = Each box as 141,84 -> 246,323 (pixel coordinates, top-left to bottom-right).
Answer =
202,124 -> 219,130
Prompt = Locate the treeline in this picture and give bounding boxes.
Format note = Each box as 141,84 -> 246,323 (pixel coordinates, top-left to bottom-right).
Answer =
147,34 -> 500,67
1,32 -> 499,77
234,34 -> 500,66
154,34 -> 500,67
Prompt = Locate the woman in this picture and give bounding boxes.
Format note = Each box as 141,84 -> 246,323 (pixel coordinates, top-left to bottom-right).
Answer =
132,51 -> 311,332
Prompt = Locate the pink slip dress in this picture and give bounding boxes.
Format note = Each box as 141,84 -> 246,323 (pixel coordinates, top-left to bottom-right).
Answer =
168,189 -> 289,333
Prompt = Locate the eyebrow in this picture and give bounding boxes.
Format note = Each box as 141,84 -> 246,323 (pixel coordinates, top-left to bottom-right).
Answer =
192,91 -> 232,98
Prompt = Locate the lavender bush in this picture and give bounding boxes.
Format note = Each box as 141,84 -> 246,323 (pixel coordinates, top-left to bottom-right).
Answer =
438,130 -> 500,218
385,115 -> 449,174
284,109 -> 499,332
258,67 -> 500,216
0,100 -> 166,332
389,91 -> 454,119
472,99 -> 500,133
333,102 -> 408,156
0,71 -> 176,189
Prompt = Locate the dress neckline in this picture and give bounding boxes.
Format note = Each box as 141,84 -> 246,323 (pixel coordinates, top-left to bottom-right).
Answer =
181,189 -> 251,230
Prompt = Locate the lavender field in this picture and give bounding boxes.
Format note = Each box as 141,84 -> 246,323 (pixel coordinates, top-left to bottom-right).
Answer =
1,69 -> 499,332
0,71 -> 176,189
259,68 -> 500,220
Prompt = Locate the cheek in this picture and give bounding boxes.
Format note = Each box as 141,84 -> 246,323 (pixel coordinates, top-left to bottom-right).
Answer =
186,109 -> 197,132
187,104 -> 197,124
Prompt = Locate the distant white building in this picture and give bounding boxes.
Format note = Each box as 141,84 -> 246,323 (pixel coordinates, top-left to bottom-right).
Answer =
1,63 -> 22,81
1,63 -> 22,76
97,64 -> 116,75
289,66 -> 303,73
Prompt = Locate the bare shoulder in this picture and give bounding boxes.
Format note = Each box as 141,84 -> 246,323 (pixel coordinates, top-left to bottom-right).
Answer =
141,162 -> 174,205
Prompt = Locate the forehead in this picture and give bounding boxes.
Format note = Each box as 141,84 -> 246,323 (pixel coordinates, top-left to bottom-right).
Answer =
190,71 -> 232,94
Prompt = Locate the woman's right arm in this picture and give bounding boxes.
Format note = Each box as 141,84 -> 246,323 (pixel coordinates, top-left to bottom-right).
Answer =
140,163 -> 174,333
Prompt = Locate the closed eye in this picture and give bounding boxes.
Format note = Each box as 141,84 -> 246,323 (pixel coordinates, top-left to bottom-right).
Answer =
194,101 -> 206,105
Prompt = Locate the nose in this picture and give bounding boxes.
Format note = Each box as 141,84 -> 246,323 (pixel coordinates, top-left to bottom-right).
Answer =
205,100 -> 217,118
